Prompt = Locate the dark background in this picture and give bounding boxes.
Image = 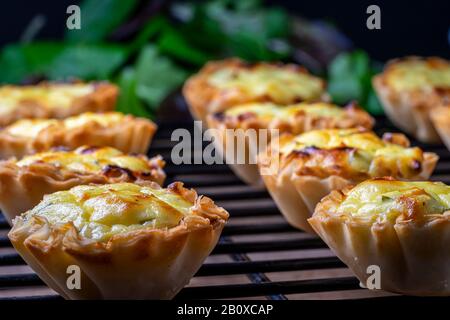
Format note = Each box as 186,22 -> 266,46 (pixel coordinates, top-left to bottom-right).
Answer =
0,0 -> 448,61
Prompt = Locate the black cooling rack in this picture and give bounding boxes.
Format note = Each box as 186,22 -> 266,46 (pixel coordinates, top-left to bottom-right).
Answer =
0,116 -> 449,300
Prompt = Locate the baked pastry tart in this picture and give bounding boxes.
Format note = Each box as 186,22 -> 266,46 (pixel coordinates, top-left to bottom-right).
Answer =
0,145 -> 165,224
0,82 -> 118,127
207,101 -> 374,185
0,111 -> 156,159
430,105 -> 450,151
309,178 -> 450,296
373,57 -> 450,143
258,128 -> 438,232
9,182 -> 229,299
183,58 -> 329,122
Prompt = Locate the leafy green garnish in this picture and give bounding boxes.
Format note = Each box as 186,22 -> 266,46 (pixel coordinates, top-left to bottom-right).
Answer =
116,46 -> 188,117
171,0 -> 291,62
327,50 -> 383,115
127,15 -> 168,55
47,44 -> 127,80
0,0 -> 360,120
0,42 -> 128,83
134,45 -> 188,112
116,68 -> 150,118
157,26 -> 213,66
0,42 -> 65,83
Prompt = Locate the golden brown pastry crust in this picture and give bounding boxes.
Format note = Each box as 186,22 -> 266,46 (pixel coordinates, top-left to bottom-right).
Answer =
207,102 -> 374,186
0,82 -> 118,127
373,57 -> 450,143
258,131 -> 438,232
0,112 -> 157,159
309,178 -> 450,296
430,105 -> 450,150
8,181 -> 229,300
183,58 -> 329,122
0,149 -> 165,224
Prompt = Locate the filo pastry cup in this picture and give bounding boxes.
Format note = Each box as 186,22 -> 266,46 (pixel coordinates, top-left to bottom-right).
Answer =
0,145 -> 165,224
183,58 -> 329,123
8,182 -> 229,300
0,111 -> 156,159
430,105 -> 450,151
309,178 -> 450,296
258,128 -> 438,233
207,101 -> 374,186
373,56 -> 450,143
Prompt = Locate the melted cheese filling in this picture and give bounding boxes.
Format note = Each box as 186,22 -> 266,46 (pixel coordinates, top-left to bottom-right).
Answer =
208,66 -> 324,102
63,112 -> 124,129
17,146 -> 152,173
386,60 -> 450,91
224,102 -> 346,122
337,180 -> 450,221
4,112 -> 125,138
25,183 -> 193,240
0,84 -> 94,115
282,129 -> 423,175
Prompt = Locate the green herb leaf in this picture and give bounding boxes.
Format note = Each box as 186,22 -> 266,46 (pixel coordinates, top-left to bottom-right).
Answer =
0,42 -> 65,83
47,44 -> 127,80
327,50 -> 384,115
134,45 -> 188,112
157,26 -> 212,66
366,89 -> 384,116
204,0 -> 291,61
116,67 -> 152,118
127,15 -> 168,55
65,0 -> 139,42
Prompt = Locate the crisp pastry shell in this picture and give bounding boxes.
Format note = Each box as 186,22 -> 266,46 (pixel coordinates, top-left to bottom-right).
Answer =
8,182 -> 229,300
308,190 -> 450,296
0,82 -> 118,127
258,150 -> 438,233
430,105 -> 450,151
373,57 -> 450,143
183,58 -> 329,123
206,115 -> 274,186
207,105 -> 375,186
0,155 -> 165,225
0,114 -> 157,159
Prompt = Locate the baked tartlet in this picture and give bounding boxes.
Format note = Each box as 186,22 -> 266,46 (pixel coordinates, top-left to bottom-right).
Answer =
207,101 -> 374,185
373,57 -> 450,143
258,128 -> 438,232
9,182 -> 229,299
430,105 -> 450,151
309,178 -> 450,296
0,82 -> 118,127
183,58 -> 329,122
0,111 -> 156,159
0,145 -> 165,224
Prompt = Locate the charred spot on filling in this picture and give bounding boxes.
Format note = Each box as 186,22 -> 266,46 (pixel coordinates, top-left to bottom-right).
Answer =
434,87 -> 450,96
237,112 -> 257,121
102,165 -> 136,180
140,171 -> 155,178
292,97 -> 305,104
258,94 -> 274,102
79,146 -> 102,154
